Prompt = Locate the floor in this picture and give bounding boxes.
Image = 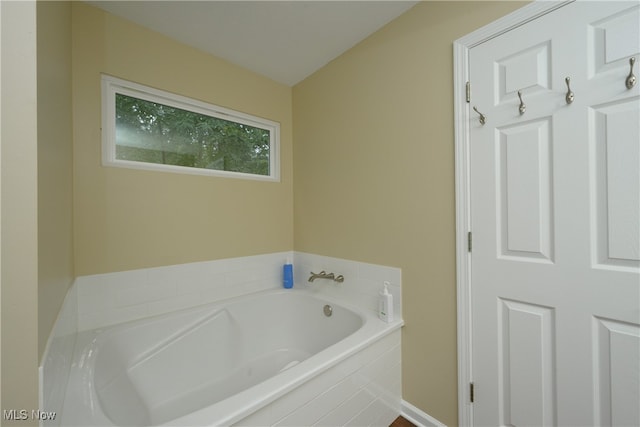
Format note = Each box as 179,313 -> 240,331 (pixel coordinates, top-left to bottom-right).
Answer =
390,415 -> 417,427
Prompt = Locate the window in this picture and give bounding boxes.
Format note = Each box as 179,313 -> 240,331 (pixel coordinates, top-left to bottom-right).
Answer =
102,75 -> 280,181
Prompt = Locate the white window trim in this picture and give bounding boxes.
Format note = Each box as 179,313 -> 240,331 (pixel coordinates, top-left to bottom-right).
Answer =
101,74 -> 280,182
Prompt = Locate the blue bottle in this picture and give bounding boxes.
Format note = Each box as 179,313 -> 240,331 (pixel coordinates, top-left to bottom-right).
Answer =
283,258 -> 293,289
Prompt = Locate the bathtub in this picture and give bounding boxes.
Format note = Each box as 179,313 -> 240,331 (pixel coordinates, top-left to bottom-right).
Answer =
59,289 -> 403,426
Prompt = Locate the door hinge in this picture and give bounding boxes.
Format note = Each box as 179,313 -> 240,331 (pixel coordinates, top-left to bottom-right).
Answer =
466,81 -> 471,103
468,231 -> 472,252
470,382 -> 475,403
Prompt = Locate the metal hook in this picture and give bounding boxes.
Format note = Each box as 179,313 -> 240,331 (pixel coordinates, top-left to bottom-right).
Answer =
565,77 -> 574,104
473,106 -> 486,125
517,91 -> 526,115
626,57 -> 636,89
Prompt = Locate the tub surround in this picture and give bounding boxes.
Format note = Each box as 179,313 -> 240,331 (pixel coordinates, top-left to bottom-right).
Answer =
42,251 -> 403,426
72,251 -> 401,331
75,252 -> 294,331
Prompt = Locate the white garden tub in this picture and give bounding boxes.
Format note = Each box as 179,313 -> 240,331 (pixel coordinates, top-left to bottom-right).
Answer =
59,289 -> 402,426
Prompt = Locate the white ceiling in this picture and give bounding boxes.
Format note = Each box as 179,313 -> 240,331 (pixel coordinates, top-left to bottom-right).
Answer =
88,1 -> 419,86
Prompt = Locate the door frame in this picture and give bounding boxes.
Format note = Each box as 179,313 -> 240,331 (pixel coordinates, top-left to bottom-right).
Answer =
452,1 -> 574,425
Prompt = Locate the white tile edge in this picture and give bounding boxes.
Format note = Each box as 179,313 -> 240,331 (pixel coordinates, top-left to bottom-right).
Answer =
401,400 -> 447,427
39,281 -> 78,427
39,282 -> 75,368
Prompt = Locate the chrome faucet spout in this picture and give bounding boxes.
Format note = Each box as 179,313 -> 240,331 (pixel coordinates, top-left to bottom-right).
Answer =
309,271 -> 327,282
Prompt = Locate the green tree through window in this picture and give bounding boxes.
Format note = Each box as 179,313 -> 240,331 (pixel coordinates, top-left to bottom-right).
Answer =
114,93 -> 271,176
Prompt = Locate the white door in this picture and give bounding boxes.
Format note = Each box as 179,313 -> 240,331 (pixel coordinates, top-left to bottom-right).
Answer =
468,1 -> 640,425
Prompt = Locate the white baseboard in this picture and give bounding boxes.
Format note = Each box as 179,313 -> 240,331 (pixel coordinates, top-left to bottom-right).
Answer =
401,400 -> 447,427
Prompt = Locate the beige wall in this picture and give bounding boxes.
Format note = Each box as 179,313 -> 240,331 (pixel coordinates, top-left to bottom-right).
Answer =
37,0 -> 74,363
293,2 -> 526,425
1,1 -> 39,423
72,2 -> 294,276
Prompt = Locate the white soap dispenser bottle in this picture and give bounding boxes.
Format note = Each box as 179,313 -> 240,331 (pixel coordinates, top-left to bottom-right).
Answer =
378,281 -> 394,323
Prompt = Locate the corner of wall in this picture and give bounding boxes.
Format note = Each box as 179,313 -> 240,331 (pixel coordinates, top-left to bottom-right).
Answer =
37,0 -> 74,364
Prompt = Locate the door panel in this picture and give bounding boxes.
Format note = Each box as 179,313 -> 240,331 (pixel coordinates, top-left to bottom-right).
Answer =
590,97 -> 640,269
589,5 -> 640,77
468,2 -> 640,426
498,299 -> 556,427
593,317 -> 640,426
496,41 -> 552,103
497,118 -> 554,262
